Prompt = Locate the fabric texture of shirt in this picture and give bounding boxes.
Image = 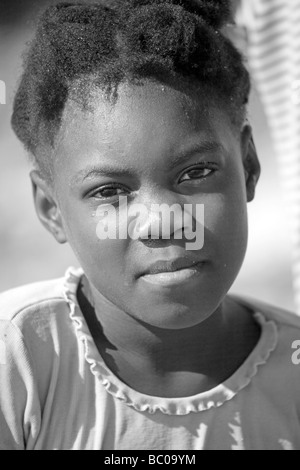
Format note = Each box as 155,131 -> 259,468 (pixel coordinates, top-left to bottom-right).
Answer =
0,267 -> 299,450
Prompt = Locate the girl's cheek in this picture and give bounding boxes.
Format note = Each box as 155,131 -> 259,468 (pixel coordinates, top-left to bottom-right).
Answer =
200,194 -> 227,231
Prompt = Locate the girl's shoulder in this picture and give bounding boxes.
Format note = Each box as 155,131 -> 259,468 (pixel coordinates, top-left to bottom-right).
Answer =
0,270 -> 83,449
0,277 -> 67,322
230,294 -> 300,332
230,294 -> 300,380
0,275 -> 69,330
0,269 -> 81,354
0,268 -> 82,395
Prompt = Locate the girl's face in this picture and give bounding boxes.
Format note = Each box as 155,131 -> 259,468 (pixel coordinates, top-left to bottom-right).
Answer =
43,79 -> 256,329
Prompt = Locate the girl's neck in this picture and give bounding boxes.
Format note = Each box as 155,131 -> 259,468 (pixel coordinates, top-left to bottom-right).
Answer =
77,275 -> 261,397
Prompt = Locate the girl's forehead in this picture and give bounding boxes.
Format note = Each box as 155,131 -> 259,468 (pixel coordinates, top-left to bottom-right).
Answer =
115,79 -> 210,107
59,79 -> 218,141
53,79 -> 234,178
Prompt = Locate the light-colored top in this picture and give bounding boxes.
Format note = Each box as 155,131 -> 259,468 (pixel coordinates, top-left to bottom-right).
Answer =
0,267 -> 299,450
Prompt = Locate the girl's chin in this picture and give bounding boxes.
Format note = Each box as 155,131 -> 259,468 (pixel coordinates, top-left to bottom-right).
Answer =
130,295 -> 216,329
135,308 -> 212,330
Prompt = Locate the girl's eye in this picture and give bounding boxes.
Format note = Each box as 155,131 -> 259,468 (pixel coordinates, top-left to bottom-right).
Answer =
179,166 -> 216,183
90,185 -> 129,200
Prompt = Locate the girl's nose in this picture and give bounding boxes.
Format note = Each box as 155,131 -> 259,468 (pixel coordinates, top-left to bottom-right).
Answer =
132,191 -> 186,240
137,208 -> 166,239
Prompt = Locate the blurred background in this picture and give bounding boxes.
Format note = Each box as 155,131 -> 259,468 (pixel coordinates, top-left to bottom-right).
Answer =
0,0 -> 296,311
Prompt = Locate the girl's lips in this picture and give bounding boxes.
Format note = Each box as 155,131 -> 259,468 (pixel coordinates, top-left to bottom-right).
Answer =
140,262 -> 206,286
139,256 -> 206,276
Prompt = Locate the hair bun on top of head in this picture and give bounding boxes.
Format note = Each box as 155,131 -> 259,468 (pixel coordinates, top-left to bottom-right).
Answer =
128,0 -> 232,29
12,0 -> 249,170
41,0 -> 230,28
39,1 -> 114,24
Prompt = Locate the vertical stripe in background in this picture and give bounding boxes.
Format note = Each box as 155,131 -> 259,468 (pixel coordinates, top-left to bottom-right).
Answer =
234,0 -> 300,314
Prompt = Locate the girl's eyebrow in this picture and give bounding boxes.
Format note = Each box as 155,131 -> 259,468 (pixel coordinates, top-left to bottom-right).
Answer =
171,141 -> 226,167
72,141 -> 225,185
72,165 -> 135,185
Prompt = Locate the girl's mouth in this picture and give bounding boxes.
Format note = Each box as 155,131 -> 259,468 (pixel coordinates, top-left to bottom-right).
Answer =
140,261 -> 206,287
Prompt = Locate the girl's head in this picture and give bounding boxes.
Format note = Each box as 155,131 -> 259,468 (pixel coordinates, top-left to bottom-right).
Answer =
11,0 -> 260,328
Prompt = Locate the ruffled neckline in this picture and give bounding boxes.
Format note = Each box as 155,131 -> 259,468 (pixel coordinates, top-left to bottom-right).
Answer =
62,266 -> 279,416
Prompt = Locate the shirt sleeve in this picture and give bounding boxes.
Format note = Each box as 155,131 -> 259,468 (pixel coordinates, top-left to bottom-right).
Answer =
0,320 -> 41,450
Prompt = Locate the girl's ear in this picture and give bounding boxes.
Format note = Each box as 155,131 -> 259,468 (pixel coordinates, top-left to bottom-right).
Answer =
241,124 -> 261,202
30,170 -> 67,244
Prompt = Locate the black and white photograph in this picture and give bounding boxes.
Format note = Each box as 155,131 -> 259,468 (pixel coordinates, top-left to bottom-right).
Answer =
0,0 -> 300,451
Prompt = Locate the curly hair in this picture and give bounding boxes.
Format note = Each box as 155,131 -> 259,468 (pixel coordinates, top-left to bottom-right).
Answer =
11,0 -> 250,179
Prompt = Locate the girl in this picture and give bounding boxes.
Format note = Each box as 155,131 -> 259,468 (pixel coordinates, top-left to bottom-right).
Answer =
0,0 -> 299,450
